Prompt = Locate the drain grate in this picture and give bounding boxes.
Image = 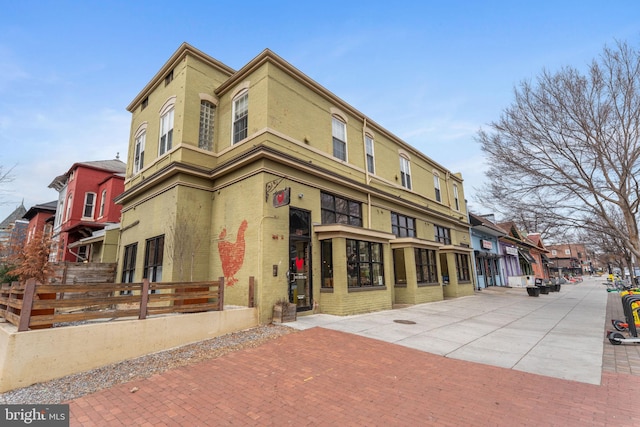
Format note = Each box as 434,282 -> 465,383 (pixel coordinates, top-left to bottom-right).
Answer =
393,319 -> 416,324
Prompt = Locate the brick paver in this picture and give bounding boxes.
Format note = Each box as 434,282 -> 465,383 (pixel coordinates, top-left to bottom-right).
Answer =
602,290 -> 640,375
69,323 -> 640,426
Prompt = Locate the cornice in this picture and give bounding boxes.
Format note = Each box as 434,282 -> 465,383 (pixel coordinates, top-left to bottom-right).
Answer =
127,42 -> 235,112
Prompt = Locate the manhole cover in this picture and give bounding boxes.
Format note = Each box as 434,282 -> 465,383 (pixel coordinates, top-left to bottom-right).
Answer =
393,319 -> 416,324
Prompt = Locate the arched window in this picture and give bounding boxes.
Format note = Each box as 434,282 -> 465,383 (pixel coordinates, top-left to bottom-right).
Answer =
133,123 -> 147,174
65,193 -> 73,222
159,98 -> 176,156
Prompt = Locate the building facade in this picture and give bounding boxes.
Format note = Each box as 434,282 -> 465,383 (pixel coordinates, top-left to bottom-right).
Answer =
469,213 -> 506,289
547,243 -> 592,276
22,201 -> 56,243
48,160 -> 126,262
115,44 -> 474,324
0,203 -> 27,261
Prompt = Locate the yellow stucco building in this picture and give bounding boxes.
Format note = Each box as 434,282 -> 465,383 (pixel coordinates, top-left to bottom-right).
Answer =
115,43 -> 475,324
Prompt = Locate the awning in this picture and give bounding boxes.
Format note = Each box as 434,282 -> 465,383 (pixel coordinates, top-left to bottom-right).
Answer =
541,254 -> 551,263
518,249 -> 537,264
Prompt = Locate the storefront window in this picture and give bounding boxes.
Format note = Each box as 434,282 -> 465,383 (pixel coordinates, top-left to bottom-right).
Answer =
415,248 -> 438,284
455,253 -> 471,282
347,239 -> 384,288
321,240 -> 333,288
393,249 -> 407,285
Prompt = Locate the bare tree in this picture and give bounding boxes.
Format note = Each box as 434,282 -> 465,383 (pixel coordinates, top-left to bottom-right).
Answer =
477,41 -> 640,259
166,203 -> 205,282
0,164 -> 15,206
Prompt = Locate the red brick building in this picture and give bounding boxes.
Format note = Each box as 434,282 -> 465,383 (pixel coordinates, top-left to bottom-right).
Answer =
48,159 -> 126,262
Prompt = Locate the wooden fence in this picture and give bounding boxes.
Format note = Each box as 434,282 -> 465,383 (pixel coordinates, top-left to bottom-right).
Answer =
0,277 -> 255,332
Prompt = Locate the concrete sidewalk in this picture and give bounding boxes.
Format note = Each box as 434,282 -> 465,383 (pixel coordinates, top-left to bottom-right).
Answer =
68,275 -> 640,426
288,275 -> 607,384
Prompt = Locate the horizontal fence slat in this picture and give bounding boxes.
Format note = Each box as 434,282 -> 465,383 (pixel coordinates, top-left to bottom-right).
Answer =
29,309 -> 142,326
31,295 -> 143,309
148,302 -> 222,315
0,277 -> 243,330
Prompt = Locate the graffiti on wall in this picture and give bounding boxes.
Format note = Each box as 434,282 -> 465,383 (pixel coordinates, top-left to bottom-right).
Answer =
218,220 -> 248,286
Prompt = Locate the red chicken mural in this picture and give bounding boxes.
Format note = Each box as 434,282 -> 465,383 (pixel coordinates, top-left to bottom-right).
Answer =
218,219 -> 248,286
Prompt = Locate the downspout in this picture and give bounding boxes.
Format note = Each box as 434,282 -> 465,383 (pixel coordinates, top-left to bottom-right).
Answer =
363,117 -> 372,229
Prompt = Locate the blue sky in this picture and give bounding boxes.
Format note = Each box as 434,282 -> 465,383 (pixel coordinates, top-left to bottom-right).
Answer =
1,0 -> 639,222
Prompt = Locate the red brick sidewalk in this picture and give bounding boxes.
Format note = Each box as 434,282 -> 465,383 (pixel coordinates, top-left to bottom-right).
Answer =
69,327 -> 640,426
602,290 -> 640,375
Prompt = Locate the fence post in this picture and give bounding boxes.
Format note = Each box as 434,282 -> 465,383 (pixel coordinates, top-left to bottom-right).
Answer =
248,276 -> 255,308
218,277 -> 225,310
139,279 -> 150,320
18,279 -> 37,332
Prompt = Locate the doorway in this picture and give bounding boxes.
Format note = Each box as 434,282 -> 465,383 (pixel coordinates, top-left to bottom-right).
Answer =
289,208 -> 312,312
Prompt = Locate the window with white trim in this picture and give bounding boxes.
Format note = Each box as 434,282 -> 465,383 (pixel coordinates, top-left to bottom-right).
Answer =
83,192 -> 96,219
65,193 -> 73,222
453,184 -> 459,210
99,189 -> 107,218
365,134 -> 375,173
134,131 -> 145,173
199,101 -> 215,150
332,116 -> 347,161
434,174 -> 441,202
400,155 -> 412,189
159,108 -> 174,155
232,90 -> 248,144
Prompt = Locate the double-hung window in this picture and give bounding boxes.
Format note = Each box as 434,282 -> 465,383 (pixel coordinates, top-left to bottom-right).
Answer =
83,192 -> 96,219
159,108 -> 174,155
134,131 -> 145,173
453,184 -> 459,210
232,90 -> 248,144
332,116 -> 347,161
365,134 -> 375,174
434,174 -> 441,202
400,156 -> 412,189
99,189 -> 107,218
65,193 -> 73,222
321,192 -> 362,226
199,101 -> 215,150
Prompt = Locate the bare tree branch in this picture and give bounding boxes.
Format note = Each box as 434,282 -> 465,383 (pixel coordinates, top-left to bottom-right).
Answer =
476,40 -> 640,259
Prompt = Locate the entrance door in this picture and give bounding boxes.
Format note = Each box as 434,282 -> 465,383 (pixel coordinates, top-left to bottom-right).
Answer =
289,208 -> 312,312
